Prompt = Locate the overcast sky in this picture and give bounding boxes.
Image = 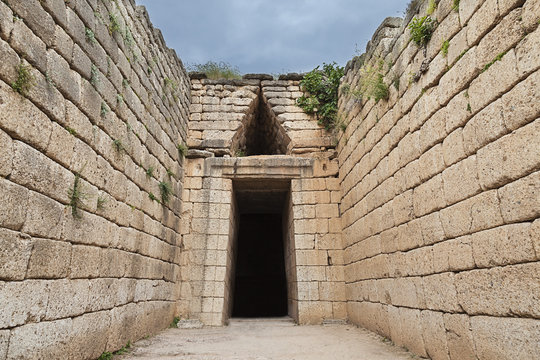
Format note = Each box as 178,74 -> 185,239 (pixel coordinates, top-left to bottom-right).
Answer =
135,0 -> 406,74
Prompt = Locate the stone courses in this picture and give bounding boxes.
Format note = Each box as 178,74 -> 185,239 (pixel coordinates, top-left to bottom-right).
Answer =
0,0 -> 189,358
338,1 -> 540,359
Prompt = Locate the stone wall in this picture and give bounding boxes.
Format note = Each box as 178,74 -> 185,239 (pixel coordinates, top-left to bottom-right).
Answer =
0,0 -> 190,358
338,0 -> 539,359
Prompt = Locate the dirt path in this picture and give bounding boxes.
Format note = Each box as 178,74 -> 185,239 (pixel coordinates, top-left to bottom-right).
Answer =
121,318 -> 418,360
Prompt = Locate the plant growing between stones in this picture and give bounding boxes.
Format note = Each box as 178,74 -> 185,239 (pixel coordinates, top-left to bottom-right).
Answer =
177,143 -> 187,158
145,166 -> 154,178
453,0 -> 460,12
409,16 -> 436,48
68,171 -> 86,219
97,196 -> 107,211
66,127 -> 77,135
297,62 -> 344,130
166,168 -> 174,178
100,102 -> 109,118
427,0 -> 437,15
90,64 -> 100,88
108,12 -> 121,35
482,51 -> 507,73
170,316 -> 180,328
112,139 -> 124,153
441,39 -> 450,57
85,27 -> 97,44
148,192 -> 159,203
11,63 -> 35,95
159,181 -> 172,204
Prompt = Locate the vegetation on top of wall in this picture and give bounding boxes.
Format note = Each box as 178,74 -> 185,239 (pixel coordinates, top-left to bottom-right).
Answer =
11,63 -> 35,95
346,60 -> 389,104
297,62 -> 345,130
187,61 -> 242,80
409,16 -> 436,48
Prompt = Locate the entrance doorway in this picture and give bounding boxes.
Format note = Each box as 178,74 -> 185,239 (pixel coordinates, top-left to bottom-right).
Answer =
230,180 -> 293,319
232,214 -> 287,317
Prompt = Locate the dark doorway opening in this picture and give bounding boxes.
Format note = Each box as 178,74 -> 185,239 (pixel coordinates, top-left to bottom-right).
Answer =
230,179 -> 290,318
232,214 -> 288,317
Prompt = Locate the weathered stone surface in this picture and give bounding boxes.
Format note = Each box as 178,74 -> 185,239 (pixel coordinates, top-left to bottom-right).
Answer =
0,229 -> 32,281
443,314 -> 477,360
27,239 -> 71,279
472,316 -> 540,360
0,280 -> 49,328
498,171 -> 540,223
7,318 -> 72,359
0,178 -> 29,231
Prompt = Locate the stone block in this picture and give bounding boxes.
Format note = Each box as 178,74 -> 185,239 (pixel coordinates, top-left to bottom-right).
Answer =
532,219 -> 540,260
392,190 -> 414,225
46,279 -> 89,320
0,130 -> 12,178
22,192 -> 65,240
86,278 -> 118,312
471,223 -> 535,268
466,0 -> 500,46
0,229 -> 31,281
440,190 -> 503,238
7,318 -> 72,359
433,236 -> 475,272
421,310 -> 450,360
398,307 -> 427,357
470,50 -> 518,114
27,239 -> 71,279
502,69 -> 540,131
498,171 -> 540,223
423,273 -> 461,312
477,120 -> 540,190
397,220 -> 424,251
69,310 -> 111,360
476,9 -> 525,66
442,128 -> 466,166
418,212 -> 446,245
47,48 -> 81,104
455,263 -> 540,318
9,17 -> 47,73
0,280 -> 49,328
69,244 -> 101,279
0,330 -> 8,360
442,155 -> 481,205
463,99 -> 508,156
522,0 -> 540,31
413,174 -> 446,217
0,80 -> 53,151
471,316 -> 540,360
445,90 -> 471,133
443,314 -> 477,360
0,178 -> 29,231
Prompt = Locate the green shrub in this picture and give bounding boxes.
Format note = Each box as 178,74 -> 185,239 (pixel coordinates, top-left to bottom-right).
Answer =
187,61 -> 241,80
297,62 -> 344,130
409,16 -> 436,47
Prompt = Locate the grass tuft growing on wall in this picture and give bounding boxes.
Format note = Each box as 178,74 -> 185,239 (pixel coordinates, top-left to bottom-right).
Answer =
11,63 -> 35,95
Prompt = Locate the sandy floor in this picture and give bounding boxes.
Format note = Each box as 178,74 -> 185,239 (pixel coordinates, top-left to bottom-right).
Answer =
121,318 -> 417,360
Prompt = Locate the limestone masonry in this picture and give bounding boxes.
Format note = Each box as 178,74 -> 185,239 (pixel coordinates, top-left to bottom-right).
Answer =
0,0 -> 538,359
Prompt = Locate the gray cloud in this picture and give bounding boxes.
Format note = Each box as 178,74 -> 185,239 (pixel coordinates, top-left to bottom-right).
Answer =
135,0 -> 406,74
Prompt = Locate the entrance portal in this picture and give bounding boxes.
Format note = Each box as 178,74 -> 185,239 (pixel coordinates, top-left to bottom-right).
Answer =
229,179 -> 294,319
232,214 -> 287,317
